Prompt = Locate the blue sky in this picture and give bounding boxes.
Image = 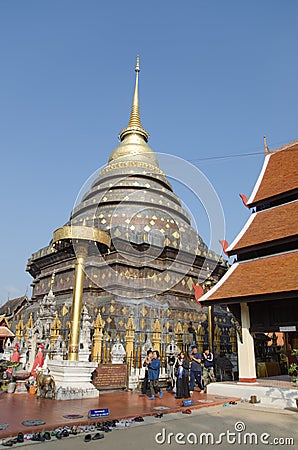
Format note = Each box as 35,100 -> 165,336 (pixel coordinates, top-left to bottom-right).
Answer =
0,1 -> 297,304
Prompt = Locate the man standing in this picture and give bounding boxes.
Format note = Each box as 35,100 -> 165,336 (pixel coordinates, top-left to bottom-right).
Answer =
140,349 -> 152,396
148,350 -> 163,400
189,345 -> 204,394
202,347 -> 216,389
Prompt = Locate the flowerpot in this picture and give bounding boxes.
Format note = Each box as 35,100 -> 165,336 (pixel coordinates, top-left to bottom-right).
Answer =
249,395 -> 258,404
29,385 -> 36,395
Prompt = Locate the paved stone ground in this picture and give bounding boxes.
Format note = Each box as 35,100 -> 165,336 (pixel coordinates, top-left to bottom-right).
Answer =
2,403 -> 297,450
0,389 -> 238,440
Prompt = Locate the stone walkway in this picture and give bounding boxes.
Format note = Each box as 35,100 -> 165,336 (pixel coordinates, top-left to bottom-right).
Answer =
0,389 -> 239,440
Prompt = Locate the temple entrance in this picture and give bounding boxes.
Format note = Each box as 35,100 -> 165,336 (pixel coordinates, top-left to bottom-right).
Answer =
254,331 -> 298,378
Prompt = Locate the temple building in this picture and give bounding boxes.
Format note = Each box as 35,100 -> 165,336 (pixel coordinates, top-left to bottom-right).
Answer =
200,140 -> 298,382
1,60 -> 232,369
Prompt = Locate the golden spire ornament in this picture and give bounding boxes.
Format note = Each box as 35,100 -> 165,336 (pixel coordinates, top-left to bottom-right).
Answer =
119,55 -> 149,142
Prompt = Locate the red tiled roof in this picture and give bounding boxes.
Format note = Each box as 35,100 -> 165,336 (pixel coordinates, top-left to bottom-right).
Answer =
247,142 -> 298,207
0,326 -> 15,338
200,251 -> 298,303
227,201 -> 298,255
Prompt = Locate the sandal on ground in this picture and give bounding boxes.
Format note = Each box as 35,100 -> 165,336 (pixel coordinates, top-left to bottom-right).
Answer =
16,433 -> 24,443
92,433 -> 104,440
134,416 -> 144,422
182,409 -> 192,414
84,434 -> 92,442
2,441 -> 14,447
43,432 -> 51,441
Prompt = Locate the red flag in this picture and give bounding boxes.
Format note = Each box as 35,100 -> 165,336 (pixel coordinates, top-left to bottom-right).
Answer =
239,193 -> 249,208
219,239 -> 229,257
193,284 -> 204,307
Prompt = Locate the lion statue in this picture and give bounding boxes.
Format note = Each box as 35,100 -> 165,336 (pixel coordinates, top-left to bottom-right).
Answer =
36,369 -> 55,399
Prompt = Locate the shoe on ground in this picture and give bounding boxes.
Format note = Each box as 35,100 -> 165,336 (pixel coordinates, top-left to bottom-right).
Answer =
2,441 -> 13,447
43,432 -> 51,441
182,409 -> 192,414
92,433 -> 104,440
148,395 -> 155,400
17,433 -> 24,443
159,391 -> 163,399
116,420 -> 126,427
134,416 -> 144,422
84,434 -> 92,442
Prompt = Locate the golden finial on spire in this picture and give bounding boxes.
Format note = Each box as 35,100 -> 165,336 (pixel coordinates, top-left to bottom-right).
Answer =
135,54 -> 140,72
119,55 -> 149,142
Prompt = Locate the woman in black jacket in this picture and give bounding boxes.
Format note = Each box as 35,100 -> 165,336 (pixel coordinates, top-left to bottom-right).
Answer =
174,351 -> 190,399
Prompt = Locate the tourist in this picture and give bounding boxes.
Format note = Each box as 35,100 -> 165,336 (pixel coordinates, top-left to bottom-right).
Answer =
31,344 -> 45,378
140,349 -> 152,396
202,347 -> 216,389
148,350 -> 162,400
167,354 -> 176,391
174,351 -> 190,399
189,345 -> 204,394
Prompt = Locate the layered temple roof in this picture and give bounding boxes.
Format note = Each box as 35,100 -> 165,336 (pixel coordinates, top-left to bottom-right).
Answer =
227,201 -> 298,257
247,141 -> 298,207
200,252 -> 298,303
200,140 -> 298,305
0,296 -> 29,319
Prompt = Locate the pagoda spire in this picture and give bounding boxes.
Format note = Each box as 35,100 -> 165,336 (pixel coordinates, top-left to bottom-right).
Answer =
119,56 -> 149,142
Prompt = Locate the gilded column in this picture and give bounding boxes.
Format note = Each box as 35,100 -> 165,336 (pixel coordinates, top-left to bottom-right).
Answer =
174,321 -> 183,351
229,327 -> 237,353
208,306 -> 213,353
214,324 -> 221,355
92,312 -> 105,363
68,242 -> 89,361
52,225 -> 110,362
197,324 -> 205,353
152,319 -> 162,354
125,315 -> 136,368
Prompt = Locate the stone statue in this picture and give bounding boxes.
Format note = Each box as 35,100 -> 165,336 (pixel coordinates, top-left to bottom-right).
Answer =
111,339 -> 126,364
31,344 -> 45,378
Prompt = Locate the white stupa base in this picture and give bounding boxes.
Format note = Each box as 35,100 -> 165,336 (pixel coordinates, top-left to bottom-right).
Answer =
128,374 -> 139,390
47,360 -> 99,400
